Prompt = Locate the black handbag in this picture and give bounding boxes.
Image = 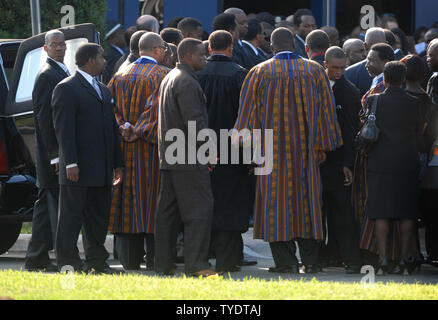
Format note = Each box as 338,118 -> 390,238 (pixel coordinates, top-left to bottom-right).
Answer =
356,94 -> 380,146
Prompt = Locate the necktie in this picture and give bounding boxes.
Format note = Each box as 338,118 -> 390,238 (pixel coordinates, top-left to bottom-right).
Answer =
92,78 -> 102,100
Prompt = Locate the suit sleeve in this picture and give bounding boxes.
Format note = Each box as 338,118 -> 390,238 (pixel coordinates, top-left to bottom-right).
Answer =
342,86 -> 362,168
52,82 -> 78,166
32,72 -> 59,160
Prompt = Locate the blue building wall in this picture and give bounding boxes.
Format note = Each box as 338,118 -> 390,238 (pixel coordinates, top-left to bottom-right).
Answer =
415,0 -> 438,29
164,0 -> 219,33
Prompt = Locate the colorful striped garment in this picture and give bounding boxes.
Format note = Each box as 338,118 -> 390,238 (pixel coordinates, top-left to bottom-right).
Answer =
108,59 -> 169,234
234,52 -> 343,242
354,77 -> 392,254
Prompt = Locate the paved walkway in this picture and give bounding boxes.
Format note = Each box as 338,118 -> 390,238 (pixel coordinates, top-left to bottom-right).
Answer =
1,229 -> 437,284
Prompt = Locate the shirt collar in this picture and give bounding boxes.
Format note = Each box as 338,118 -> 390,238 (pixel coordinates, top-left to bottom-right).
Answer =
176,62 -> 198,80
140,55 -> 158,64
295,34 -> 306,45
329,80 -> 336,88
110,44 -> 125,56
48,57 -> 69,73
276,51 -> 295,55
371,73 -> 384,88
77,69 -> 95,85
241,40 -> 259,55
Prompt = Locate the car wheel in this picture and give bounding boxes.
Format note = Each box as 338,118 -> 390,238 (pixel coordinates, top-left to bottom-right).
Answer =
0,222 -> 22,255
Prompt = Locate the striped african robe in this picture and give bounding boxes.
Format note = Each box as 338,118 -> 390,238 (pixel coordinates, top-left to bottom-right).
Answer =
234,51 -> 343,242
108,57 -> 169,234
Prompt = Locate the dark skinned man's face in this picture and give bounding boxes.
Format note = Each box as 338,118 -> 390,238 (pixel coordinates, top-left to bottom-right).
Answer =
44,33 -> 66,63
297,15 -> 316,39
427,44 -> 438,72
325,58 -> 347,81
365,49 -> 386,77
235,13 -> 249,39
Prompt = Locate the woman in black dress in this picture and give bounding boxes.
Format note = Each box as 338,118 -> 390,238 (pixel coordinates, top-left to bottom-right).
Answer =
400,54 -> 433,271
365,62 -> 424,275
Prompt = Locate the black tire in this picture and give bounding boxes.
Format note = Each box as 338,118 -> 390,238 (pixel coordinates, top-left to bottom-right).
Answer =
0,222 -> 23,255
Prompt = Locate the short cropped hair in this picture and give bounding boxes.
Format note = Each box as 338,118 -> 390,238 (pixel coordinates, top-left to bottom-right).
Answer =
209,30 -> 233,51
400,54 -> 427,83
177,38 -> 203,61
306,30 -> 330,52
370,43 -> 395,62
383,61 -> 406,86
177,17 -> 203,33
293,8 -> 314,27
212,13 -> 236,32
244,19 -> 263,41
75,43 -> 101,67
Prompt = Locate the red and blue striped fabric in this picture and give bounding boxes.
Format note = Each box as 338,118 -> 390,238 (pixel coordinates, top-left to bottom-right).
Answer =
234,54 -> 343,242
108,61 -> 169,234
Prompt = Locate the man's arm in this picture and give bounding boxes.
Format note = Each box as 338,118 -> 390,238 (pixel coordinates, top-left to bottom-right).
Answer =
52,82 -> 78,169
33,72 -> 59,161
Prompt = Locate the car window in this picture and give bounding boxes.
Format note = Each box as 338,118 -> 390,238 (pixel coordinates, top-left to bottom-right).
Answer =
15,37 -> 88,103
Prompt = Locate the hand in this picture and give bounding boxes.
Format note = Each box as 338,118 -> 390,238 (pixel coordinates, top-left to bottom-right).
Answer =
343,166 -> 353,186
55,163 -> 59,175
315,150 -> 327,165
113,167 -> 123,186
66,166 -> 79,183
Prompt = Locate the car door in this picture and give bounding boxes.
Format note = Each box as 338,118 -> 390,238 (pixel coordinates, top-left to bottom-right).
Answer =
1,23 -> 99,171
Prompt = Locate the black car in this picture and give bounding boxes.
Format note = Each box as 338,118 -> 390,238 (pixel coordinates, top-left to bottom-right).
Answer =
0,24 -> 99,255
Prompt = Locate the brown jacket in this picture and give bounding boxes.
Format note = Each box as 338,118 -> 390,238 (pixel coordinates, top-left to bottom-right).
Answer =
158,62 -> 209,170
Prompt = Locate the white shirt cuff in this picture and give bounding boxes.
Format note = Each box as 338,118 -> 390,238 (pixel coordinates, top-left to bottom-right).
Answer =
66,163 -> 78,169
51,158 -> 59,165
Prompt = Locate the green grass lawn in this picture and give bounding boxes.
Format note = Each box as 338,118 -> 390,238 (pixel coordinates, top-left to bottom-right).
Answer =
0,270 -> 437,300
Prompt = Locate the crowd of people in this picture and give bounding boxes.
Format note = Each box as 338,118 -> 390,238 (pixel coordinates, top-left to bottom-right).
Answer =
25,7 -> 438,277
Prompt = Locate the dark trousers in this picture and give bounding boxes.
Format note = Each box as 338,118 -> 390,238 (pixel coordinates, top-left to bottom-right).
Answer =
322,186 -> 362,266
115,233 -> 154,270
421,189 -> 438,260
56,185 -> 111,271
270,239 -> 319,266
25,187 -> 59,268
210,230 -> 241,271
155,169 -> 213,274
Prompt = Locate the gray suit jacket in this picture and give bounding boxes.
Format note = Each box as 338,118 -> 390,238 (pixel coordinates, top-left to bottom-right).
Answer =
158,62 -> 209,170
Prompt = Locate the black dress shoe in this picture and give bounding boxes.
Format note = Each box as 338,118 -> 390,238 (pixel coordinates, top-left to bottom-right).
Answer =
25,263 -> 59,273
218,265 -> 241,273
303,264 -> 319,274
375,258 -> 390,276
268,265 -> 299,273
86,265 -> 125,275
238,259 -> 257,266
345,264 -> 361,274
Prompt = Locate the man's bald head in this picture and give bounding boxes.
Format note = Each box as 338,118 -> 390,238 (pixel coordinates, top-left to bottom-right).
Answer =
325,46 -> 345,62
271,27 -> 295,53
45,29 -> 64,44
136,15 -> 159,33
138,32 -> 167,64
425,28 -> 438,45
224,7 -> 246,16
364,27 -> 386,49
342,38 -> 366,65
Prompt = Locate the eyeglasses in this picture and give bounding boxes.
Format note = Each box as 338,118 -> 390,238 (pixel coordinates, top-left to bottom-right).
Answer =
48,42 -> 66,48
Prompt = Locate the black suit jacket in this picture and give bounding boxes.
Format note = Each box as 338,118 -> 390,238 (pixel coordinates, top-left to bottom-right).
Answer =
32,58 -> 69,188
366,87 -> 422,174
241,42 -> 266,70
103,45 -> 124,84
320,75 -> 362,190
52,72 -> 124,186
294,35 -> 307,58
344,60 -> 373,96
